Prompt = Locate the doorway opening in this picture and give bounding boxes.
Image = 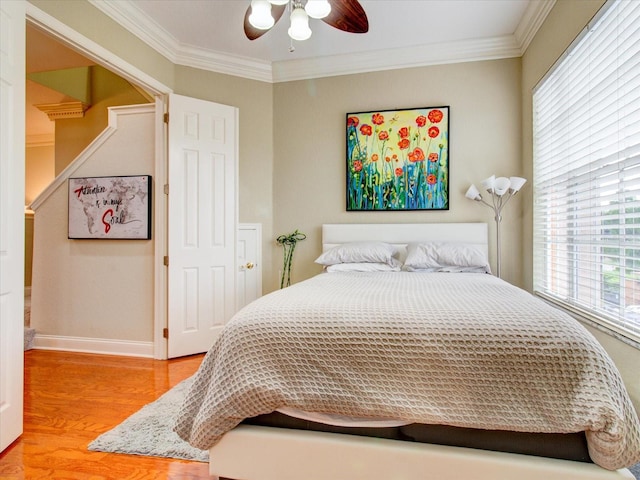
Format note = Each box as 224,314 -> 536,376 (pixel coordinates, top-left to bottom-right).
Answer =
25,4 -> 171,359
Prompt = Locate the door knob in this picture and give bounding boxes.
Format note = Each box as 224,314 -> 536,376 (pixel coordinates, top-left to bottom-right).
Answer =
245,262 -> 254,270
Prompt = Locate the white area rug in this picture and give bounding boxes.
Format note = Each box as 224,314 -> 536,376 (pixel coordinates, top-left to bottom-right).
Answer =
88,376 -> 208,462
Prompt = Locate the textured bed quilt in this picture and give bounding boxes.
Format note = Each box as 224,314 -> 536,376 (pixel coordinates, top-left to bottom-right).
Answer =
174,272 -> 640,470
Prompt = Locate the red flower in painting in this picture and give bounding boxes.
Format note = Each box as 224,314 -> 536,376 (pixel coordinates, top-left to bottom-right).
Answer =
416,115 -> 427,127
398,138 -> 410,150
372,113 -> 384,125
428,152 -> 439,162
428,109 -> 443,123
353,161 -> 363,172
427,174 -> 437,185
360,124 -> 372,136
398,127 -> 410,138
347,116 -> 359,127
408,147 -> 425,162
378,131 -> 389,141
371,154 -> 379,162
395,167 -> 404,176
428,126 -> 440,138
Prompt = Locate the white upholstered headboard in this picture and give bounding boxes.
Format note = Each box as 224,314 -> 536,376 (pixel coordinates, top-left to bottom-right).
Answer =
322,223 -> 489,259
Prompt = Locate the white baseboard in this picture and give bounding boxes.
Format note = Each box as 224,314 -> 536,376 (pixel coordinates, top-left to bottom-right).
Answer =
33,334 -> 154,358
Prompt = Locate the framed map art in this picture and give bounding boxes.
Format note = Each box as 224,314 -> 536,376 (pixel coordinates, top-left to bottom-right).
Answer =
346,106 -> 449,211
68,175 -> 152,239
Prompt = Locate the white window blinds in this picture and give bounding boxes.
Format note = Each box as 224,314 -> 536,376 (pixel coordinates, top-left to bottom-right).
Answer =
533,0 -> 640,343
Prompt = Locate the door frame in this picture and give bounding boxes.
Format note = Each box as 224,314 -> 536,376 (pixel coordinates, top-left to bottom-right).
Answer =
26,3 -> 172,359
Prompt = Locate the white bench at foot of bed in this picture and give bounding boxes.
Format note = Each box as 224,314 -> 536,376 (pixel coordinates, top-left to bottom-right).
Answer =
208,425 -> 634,480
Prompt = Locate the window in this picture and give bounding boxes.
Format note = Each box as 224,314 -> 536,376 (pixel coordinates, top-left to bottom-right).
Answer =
533,0 -> 640,344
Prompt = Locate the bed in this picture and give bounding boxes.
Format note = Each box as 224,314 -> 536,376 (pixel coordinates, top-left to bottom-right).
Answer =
174,223 -> 640,480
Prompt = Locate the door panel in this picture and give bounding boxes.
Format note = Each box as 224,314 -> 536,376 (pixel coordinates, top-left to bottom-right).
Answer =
0,0 -> 25,452
167,94 -> 238,358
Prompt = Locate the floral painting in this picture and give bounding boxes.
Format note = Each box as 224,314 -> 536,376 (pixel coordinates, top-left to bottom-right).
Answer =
346,106 -> 449,211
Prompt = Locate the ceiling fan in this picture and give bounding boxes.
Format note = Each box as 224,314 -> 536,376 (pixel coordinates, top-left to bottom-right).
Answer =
244,0 -> 369,43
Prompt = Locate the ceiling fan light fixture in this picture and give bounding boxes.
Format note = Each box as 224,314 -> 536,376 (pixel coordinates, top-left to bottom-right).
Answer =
243,0 -> 368,43
288,4 -> 312,41
249,0 -> 275,30
305,0 -> 331,19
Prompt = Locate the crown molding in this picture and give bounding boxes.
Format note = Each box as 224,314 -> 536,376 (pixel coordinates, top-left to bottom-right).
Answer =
88,0 -> 273,82
89,0 -> 553,84
35,101 -> 89,120
88,0 -> 179,63
515,0 -> 557,54
272,35 -> 522,82
175,44 -> 273,83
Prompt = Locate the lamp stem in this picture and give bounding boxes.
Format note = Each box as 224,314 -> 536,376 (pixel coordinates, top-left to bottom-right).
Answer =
495,211 -> 502,278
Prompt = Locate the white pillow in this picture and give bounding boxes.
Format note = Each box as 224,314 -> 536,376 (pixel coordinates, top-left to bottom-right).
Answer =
315,242 -> 400,266
404,242 -> 490,272
325,260 -> 402,272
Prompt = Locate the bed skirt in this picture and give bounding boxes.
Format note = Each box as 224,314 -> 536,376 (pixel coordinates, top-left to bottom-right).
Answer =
244,412 -> 591,463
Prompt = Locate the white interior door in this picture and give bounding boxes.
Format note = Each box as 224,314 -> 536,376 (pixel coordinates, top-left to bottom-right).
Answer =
237,223 -> 262,311
0,0 -> 25,452
167,93 -> 238,358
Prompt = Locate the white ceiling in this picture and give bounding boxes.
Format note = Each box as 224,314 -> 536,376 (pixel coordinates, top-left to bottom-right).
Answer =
89,0 -> 555,82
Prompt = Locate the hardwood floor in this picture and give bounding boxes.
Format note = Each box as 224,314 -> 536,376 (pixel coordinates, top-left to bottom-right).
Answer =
0,350 -> 217,479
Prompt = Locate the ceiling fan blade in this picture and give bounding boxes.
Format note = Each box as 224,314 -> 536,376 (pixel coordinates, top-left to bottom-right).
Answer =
243,3 -> 287,40
322,0 -> 369,34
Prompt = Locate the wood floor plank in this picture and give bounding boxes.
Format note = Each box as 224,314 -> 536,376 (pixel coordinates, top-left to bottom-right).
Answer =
0,350 -> 216,480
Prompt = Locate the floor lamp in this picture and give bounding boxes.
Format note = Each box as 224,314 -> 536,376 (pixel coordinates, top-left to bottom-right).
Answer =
465,175 -> 527,278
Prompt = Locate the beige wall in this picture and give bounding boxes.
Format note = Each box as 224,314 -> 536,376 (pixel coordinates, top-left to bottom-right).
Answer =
55,66 -> 150,173
30,108 -> 155,342
273,59 -> 525,290
30,0 -> 525,295
522,0 -> 639,412
25,144 -> 54,205
174,66 -> 275,294
25,145 -> 54,287
28,0 -> 278,294
25,64 -> 148,287
28,0 -> 174,89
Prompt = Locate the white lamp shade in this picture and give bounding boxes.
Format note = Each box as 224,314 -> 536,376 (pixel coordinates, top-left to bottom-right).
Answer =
269,0 -> 289,4
481,175 -> 496,191
305,0 -> 331,19
288,5 -> 312,40
493,177 -> 511,196
465,184 -> 481,200
249,0 -> 274,29
509,176 -> 527,192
